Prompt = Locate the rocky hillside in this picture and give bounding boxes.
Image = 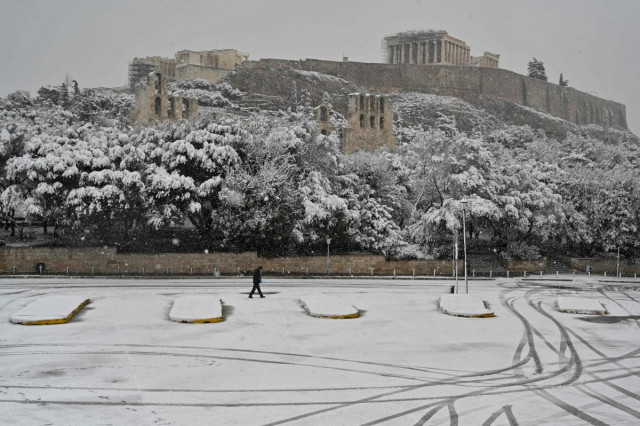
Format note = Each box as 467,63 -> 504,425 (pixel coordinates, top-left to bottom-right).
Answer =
224,65 -> 638,144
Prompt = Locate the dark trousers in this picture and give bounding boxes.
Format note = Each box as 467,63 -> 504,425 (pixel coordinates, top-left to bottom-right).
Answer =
249,282 -> 264,297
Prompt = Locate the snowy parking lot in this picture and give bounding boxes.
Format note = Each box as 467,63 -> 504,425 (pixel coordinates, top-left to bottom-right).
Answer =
1,276 -> 639,425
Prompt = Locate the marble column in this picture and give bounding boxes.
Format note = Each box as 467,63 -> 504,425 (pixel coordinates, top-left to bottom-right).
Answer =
431,40 -> 438,64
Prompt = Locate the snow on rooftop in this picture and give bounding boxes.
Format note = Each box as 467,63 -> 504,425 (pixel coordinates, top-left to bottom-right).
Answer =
439,293 -> 494,318
10,296 -> 90,325
300,296 -> 359,319
557,296 -> 607,315
169,296 -> 223,323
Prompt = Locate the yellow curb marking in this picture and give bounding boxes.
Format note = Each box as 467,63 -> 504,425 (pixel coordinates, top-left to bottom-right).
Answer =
308,312 -> 360,319
188,316 -> 224,323
21,299 -> 90,325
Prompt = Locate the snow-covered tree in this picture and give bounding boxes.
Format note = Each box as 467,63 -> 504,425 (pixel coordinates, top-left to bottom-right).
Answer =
139,119 -> 244,243
1,125 -> 133,238
527,58 -> 547,81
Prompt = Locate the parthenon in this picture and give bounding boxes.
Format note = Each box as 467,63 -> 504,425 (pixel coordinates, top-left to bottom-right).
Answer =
384,30 -> 498,68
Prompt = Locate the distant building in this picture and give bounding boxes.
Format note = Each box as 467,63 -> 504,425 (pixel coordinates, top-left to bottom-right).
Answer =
470,52 -> 500,68
175,49 -> 248,83
128,49 -> 248,90
384,30 -> 499,68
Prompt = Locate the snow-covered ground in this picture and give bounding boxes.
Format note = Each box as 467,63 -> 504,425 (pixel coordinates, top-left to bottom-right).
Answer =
439,293 -> 494,317
10,295 -> 90,324
1,276 -> 639,425
169,295 -> 223,323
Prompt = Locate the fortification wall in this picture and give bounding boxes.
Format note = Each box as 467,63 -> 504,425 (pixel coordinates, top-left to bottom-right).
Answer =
176,65 -> 233,84
244,59 -> 627,129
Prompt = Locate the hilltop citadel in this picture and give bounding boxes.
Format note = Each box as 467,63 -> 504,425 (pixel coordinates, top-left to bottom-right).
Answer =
129,30 -> 628,153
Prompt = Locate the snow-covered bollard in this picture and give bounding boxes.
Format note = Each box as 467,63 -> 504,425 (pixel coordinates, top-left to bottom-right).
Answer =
11,296 -> 90,325
169,296 -> 224,323
300,296 -> 359,319
439,294 -> 494,318
557,297 -> 607,315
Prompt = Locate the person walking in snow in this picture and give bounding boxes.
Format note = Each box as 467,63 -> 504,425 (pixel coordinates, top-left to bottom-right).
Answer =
249,266 -> 265,298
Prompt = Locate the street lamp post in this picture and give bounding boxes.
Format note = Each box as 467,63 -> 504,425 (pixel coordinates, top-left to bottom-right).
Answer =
617,245 -> 620,277
327,238 -> 331,275
461,200 -> 469,294
454,232 -> 459,293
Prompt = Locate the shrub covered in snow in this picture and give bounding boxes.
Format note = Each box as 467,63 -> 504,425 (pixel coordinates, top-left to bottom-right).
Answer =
1,79 -> 640,258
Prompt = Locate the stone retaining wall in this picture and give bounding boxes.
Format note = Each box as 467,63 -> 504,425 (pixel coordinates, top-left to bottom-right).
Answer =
499,259 -> 548,272
0,247 -> 460,276
570,258 -> 640,275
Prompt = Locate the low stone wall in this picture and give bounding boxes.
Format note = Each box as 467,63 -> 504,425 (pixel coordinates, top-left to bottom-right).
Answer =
570,258 -> 640,275
499,259 -> 547,272
0,247 -> 460,277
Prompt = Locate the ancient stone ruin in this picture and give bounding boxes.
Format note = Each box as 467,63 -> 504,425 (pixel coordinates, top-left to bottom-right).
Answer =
342,93 -> 394,154
131,71 -> 198,124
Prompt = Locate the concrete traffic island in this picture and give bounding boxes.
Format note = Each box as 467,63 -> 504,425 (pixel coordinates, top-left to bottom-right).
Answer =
557,296 -> 608,315
300,296 -> 359,319
439,294 -> 495,318
10,296 -> 90,325
169,296 -> 224,323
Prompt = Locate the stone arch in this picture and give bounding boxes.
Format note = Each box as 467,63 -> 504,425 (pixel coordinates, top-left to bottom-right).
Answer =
154,73 -> 162,95
320,129 -> 327,135
320,106 -> 329,122
360,114 -> 365,128
379,116 -> 385,129
370,115 -> 376,128
168,97 -> 176,118
155,96 -> 162,116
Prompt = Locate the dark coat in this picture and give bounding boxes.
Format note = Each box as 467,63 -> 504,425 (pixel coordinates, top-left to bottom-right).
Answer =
253,268 -> 262,285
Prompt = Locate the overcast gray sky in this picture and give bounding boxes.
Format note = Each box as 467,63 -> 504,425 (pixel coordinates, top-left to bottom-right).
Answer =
2,0 -> 639,134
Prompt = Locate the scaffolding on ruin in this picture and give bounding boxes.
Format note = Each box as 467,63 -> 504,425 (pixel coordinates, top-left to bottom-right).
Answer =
128,59 -> 159,91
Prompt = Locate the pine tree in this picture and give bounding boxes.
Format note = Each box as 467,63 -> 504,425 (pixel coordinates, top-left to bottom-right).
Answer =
559,73 -> 569,87
527,58 -> 547,81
